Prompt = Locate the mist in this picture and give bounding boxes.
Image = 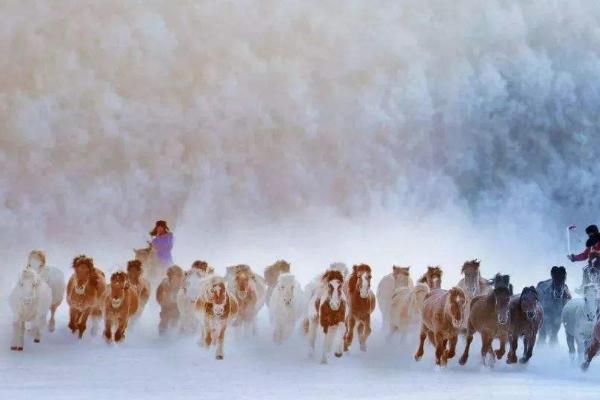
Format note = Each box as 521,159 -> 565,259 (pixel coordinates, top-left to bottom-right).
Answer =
1,0 -> 600,292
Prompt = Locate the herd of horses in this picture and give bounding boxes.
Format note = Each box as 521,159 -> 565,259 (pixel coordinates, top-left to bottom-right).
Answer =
9,249 -> 600,370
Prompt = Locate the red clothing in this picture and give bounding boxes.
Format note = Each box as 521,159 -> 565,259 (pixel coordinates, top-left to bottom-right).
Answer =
573,241 -> 600,261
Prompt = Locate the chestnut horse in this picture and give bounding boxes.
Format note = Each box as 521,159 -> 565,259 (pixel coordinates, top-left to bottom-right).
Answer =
195,275 -> 238,360
457,259 -> 490,331
307,269 -> 347,363
459,286 -> 511,366
226,264 -> 266,336
126,260 -> 150,317
506,286 -> 543,364
156,265 -> 184,335
264,260 -> 291,305
414,287 -> 467,366
344,264 -> 376,352
103,271 -> 139,343
66,255 -> 106,338
418,266 -> 443,290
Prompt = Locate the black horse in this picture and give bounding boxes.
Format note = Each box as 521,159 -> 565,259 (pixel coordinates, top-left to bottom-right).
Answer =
488,273 -> 514,295
536,266 -> 571,345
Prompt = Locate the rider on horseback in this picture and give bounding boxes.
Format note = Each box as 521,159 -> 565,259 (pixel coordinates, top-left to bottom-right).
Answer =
568,225 -> 600,291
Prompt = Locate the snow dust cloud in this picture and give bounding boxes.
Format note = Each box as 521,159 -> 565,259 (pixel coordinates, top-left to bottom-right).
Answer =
1,0 -> 600,291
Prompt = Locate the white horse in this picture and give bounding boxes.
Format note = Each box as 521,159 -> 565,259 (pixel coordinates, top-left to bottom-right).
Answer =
376,266 -> 413,330
268,273 -> 305,343
388,283 -> 430,341
177,271 -> 206,334
27,250 -> 65,332
9,268 -> 52,351
562,284 -> 600,360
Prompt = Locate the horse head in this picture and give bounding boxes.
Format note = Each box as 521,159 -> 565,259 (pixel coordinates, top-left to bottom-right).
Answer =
322,270 -> 345,311
126,259 -> 143,283
392,266 -> 411,287
550,266 -> 568,299
352,264 -> 372,299
27,250 -> 46,272
109,271 -> 129,309
18,268 -> 42,305
445,287 -> 467,328
206,277 -> 228,316
492,286 -> 511,325
419,266 -> 443,289
233,265 -> 254,299
264,260 -> 291,287
461,259 -> 481,296
166,265 -> 184,287
276,273 -> 296,306
182,270 -> 203,301
72,255 -> 95,290
519,286 -> 539,321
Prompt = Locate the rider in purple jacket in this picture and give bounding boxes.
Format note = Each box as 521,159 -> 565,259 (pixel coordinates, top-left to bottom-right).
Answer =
150,220 -> 174,267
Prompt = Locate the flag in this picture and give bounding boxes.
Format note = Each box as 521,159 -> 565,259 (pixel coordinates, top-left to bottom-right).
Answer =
568,225 -> 576,231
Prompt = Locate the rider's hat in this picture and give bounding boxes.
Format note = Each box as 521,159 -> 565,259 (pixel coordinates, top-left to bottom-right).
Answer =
150,220 -> 170,236
585,225 -> 599,235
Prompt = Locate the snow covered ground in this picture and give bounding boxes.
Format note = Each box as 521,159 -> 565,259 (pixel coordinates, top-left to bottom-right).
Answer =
2,289 -> 600,400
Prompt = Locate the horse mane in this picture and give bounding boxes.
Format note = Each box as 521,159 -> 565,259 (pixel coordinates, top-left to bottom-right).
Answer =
321,269 -> 344,283
461,259 -> 480,273
520,286 -> 538,301
127,259 -> 142,272
348,264 -> 371,293
418,266 -> 442,283
110,271 -> 128,283
29,250 -> 46,267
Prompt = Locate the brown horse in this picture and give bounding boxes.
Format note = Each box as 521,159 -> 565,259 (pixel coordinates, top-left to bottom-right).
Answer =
457,259 -> 491,331
103,271 -> 139,343
458,286 -> 511,366
414,287 -> 467,366
582,317 -> 600,370
506,287 -> 543,364
126,260 -> 150,316
264,260 -> 291,304
195,275 -> 238,360
344,264 -> 376,352
156,265 -> 184,335
66,255 -> 106,338
418,266 -> 443,290
307,269 -> 347,363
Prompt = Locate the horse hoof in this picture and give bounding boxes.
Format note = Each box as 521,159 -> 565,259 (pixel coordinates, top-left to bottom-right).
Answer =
495,351 -> 504,360
10,346 -> 18,351
414,354 -> 423,361
459,356 -> 468,365
519,357 -> 528,364
334,352 -> 343,358
34,338 -> 40,343
216,355 -> 224,360
581,361 -> 590,371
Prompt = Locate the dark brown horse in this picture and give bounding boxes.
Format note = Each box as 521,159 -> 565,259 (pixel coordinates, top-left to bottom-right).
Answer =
506,287 -> 543,364
459,286 -> 511,366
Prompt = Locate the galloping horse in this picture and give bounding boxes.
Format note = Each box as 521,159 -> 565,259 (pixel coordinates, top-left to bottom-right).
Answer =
344,264 -> 376,352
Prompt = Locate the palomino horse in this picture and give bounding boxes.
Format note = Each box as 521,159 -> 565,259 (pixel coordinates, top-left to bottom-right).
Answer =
418,266 -> 443,290
103,271 -> 139,343
126,260 -> 150,317
414,287 -> 467,366
268,273 -> 304,343
27,250 -> 65,332
537,266 -> 571,345
562,284 -> 599,360
344,264 -> 376,352
506,287 -> 543,364
459,286 -> 511,366
195,275 -> 238,360
264,260 -> 291,305
156,265 -> 184,335
307,269 -> 347,363
66,255 -> 106,338
226,264 -> 266,336
376,266 -> 413,330
9,268 -> 52,351
388,283 -> 430,341
457,259 -> 491,331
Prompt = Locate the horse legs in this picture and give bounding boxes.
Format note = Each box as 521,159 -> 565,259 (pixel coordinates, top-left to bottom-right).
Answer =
308,318 -> 317,357
582,338 -> 600,371
507,335 -> 518,364
414,324 -> 428,361
549,320 -> 560,345
115,318 -> 128,342
344,316 -> 356,352
537,323 -> 547,345
11,320 -> 25,351
334,322 -> 345,358
495,336 -> 507,360
447,335 -> 457,359
459,330 -> 473,365
480,334 -> 495,366
216,325 -> 225,360
359,318 -> 371,352
158,307 -> 169,336
520,334 -> 536,364
32,314 -> 46,343
566,333 -> 576,360
77,310 -> 91,339
68,308 -> 79,333
90,308 -> 102,337
49,303 -> 58,332
321,327 -> 334,364
386,325 -> 398,343
434,332 -> 446,366
104,317 -> 113,343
